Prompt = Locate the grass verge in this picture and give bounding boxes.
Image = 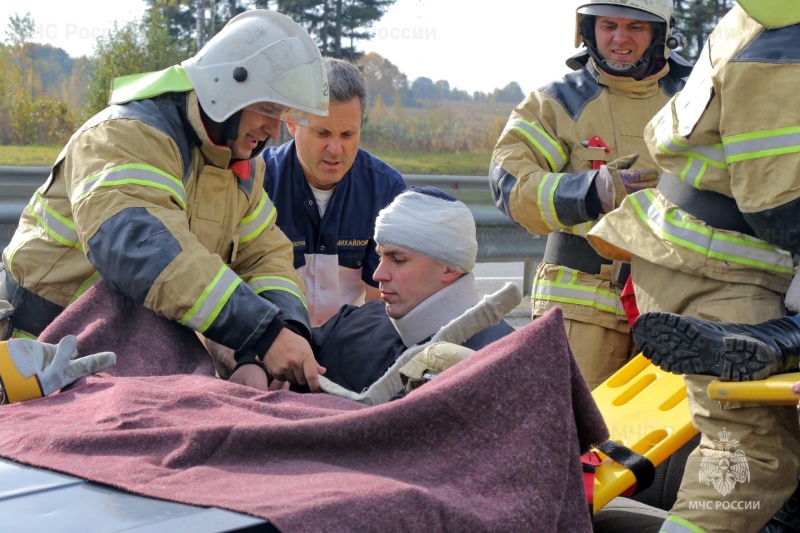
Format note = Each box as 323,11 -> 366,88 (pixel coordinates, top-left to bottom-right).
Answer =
0,145 -> 493,177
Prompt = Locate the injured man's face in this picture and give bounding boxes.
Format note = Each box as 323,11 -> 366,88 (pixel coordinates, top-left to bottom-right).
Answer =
372,244 -> 460,319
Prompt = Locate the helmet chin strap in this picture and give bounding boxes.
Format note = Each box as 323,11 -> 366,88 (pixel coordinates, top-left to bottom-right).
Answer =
586,38 -> 663,80
603,60 -> 637,71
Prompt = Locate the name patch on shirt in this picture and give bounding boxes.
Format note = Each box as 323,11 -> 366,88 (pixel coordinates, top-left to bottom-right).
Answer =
338,239 -> 369,248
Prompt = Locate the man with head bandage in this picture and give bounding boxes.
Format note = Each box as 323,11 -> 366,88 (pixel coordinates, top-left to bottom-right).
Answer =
286,186 -> 517,394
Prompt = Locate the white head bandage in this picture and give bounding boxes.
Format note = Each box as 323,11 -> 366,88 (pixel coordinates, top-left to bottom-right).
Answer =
374,187 -> 478,272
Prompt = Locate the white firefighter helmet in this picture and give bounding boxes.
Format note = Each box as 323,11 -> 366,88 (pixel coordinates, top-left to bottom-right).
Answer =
181,9 -> 329,125
573,0 -> 680,78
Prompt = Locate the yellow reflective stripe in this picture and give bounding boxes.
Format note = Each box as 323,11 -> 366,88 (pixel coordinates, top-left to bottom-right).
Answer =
238,194 -> 276,245
537,173 -> 564,230
509,118 -> 568,171
30,193 -> 82,250
4,232 -> 35,272
180,266 -> 242,332
10,330 -> 37,340
678,157 -> 708,189
249,275 -> 308,310
630,190 -> 793,274
660,515 -> 706,533
533,266 -> 624,315
651,109 -> 726,169
0,342 -> 44,403
724,126 -> 800,164
72,164 -> 186,210
570,221 -> 595,236
71,271 -> 101,304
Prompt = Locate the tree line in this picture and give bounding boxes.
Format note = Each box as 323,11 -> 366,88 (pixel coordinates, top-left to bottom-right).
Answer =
0,1 -> 733,148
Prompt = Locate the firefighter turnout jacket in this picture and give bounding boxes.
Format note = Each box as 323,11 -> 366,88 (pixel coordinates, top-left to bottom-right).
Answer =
490,54 -> 691,330
587,5 -> 799,294
2,67 -> 310,358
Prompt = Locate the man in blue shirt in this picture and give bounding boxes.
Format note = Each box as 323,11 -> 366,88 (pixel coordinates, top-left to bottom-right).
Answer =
262,57 -> 407,327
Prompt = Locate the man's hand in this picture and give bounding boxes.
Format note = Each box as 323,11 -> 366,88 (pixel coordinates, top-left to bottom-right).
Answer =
268,378 -> 291,391
263,327 -> 326,392
229,363 -> 269,391
595,154 -> 659,213
197,334 -> 237,380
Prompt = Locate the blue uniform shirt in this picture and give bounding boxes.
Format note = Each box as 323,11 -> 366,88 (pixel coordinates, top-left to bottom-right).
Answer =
262,141 -> 407,326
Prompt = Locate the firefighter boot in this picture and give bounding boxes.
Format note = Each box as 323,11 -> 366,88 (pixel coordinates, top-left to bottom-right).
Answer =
632,312 -> 800,381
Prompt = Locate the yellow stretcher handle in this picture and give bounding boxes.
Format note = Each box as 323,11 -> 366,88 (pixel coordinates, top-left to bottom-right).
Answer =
707,372 -> 800,405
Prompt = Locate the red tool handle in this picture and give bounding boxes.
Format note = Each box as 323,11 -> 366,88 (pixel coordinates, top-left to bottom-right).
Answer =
585,135 -> 610,170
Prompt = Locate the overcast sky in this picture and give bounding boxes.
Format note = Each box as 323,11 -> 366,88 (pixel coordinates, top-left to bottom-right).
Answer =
0,0 -> 584,95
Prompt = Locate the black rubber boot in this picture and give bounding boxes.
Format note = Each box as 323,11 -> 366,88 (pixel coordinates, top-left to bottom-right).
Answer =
632,312 -> 800,381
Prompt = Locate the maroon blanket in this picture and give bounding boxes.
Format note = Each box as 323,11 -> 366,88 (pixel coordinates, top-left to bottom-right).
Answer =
1,291 -> 608,532
38,280 -> 215,377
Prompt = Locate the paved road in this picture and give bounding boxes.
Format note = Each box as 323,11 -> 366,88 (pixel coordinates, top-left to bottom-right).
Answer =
473,262 -> 532,330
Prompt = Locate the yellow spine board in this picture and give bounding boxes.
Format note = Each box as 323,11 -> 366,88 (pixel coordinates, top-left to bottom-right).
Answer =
590,354 -> 697,512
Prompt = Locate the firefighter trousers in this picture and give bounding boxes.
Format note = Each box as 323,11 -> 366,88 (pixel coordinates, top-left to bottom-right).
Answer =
632,256 -> 800,533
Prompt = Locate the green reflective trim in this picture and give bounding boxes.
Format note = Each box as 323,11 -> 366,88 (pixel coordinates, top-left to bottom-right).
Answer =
3,234 -> 32,273
660,515 -> 706,533
679,158 -> 708,189
537,173 -> 564,230
181,267 -> 242,332
570,221 -> 595,236
72,164 -> 186,210
29,193 -> 82,250
723,126 -> 800,164
238,194 -> 276,245
109,65 -> 193,105
71,271 -> 101,304
533,266 -> 624,315
630,190 -> 793,274
652,109 -> 727,169
509,118 -> 568,171
249,275 -> 307,309
11,330 -> 37,340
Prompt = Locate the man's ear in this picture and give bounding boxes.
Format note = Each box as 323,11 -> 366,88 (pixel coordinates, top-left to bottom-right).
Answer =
287,121 -> 298,137
441,265 -> 463,285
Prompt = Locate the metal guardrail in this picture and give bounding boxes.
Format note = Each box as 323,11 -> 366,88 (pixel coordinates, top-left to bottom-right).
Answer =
0,166 -> 544,295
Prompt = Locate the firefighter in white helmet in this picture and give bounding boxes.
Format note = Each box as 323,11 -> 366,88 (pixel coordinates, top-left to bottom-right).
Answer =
489,0 -> 692,389
0,10 -> 329,391
588,0 -> 800,530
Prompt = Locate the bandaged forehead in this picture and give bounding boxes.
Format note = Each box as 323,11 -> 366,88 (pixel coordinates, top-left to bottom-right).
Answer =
374,187 -> 478,272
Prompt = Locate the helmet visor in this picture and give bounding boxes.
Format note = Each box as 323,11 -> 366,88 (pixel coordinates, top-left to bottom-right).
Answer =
245,102 -> 310,126
578,4 -> 664,23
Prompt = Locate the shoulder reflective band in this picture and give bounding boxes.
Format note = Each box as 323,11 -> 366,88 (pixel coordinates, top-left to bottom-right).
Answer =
0,342 -> 44,403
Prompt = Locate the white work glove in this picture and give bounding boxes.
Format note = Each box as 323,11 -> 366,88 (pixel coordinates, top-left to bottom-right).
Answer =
595,154 -> 660,213
0,336 -> 116,403
787,268 -> 800,314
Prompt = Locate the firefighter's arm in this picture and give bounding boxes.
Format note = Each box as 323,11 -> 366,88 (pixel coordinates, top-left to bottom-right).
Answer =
65,121 -> 297,362
490,91 -> 599,234
229,182 -> 311,339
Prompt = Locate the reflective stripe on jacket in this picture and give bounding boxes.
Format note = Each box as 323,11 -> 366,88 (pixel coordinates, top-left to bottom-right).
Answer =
588,6 -> 799,293
491,56 -> 689,324
2,67 -> 309,351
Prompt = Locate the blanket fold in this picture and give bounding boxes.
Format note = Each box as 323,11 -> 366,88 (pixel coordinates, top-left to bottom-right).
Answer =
2,285 -> 608,532
38,280 -> 215,377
